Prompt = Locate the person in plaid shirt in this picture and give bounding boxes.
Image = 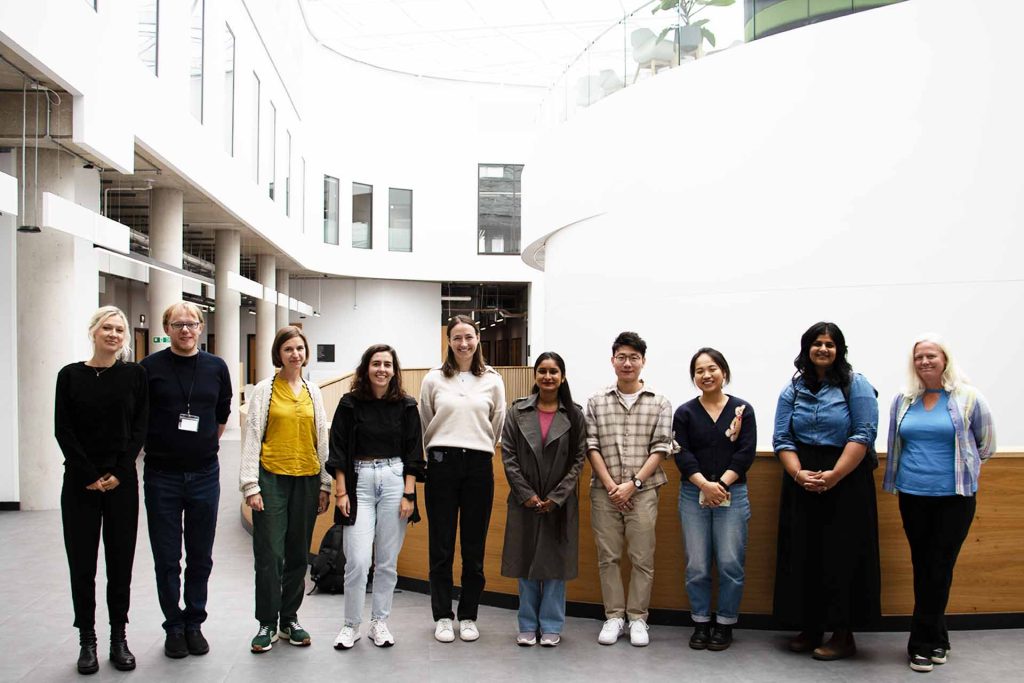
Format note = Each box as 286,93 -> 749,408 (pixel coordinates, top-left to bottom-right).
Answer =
585,331 -> 675,647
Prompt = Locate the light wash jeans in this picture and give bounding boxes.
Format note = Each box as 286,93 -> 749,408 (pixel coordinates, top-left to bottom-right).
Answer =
517,579 -> 566,634
678,482 -> 751,625
343,457 -> 408,627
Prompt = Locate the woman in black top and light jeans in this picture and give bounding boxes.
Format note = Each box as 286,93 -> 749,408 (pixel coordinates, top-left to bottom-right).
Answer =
55,306 -> 148,675
328,344 -> 424,650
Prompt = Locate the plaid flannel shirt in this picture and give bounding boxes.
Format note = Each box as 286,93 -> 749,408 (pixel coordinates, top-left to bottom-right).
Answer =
585,383 -> 675,488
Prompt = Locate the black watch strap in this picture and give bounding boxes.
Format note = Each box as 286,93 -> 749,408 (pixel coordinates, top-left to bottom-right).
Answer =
402,492 -> 416,501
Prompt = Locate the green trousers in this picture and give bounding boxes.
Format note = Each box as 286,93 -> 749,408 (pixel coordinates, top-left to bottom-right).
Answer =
252,467 -> 321,625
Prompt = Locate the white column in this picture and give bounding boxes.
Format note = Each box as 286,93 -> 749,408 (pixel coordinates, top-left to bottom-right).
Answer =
276,268 -> 290,330
0,152 -> 19,507
215,229 -> 241,417
16,149 -> 99,510
255,254 -> 276,381
148,188 -> 183,353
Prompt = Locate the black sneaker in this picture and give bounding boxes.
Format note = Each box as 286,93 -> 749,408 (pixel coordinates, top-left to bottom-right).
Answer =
910,654 -> 934,672
689,623 -> 711,650
708,624 -> 733,651
185,629 -> 210,655
930,647 -> 948,664
164,631 -> 188,659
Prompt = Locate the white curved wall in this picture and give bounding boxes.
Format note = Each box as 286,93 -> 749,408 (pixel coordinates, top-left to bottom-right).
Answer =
522,0 -> 1022,449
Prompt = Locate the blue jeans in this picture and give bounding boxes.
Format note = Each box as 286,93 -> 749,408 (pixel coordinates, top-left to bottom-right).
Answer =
678,482 -> 750,625
517,579 -> 566,634
144,460 -> 220,633
343,458 -> 408,627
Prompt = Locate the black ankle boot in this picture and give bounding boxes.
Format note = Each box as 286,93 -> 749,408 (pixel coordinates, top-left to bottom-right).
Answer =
77,628 -> 99,675
109,624 -> 136,671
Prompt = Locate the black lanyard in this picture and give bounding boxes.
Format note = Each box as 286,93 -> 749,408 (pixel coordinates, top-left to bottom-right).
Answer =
173,354 -> 200,415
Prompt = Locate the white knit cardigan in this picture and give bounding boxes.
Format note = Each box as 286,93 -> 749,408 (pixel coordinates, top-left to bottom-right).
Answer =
239,375 -> 331,497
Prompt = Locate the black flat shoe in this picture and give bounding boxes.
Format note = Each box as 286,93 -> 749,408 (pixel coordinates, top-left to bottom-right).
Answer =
689,623 -> 711,650
185,629 -> 210,655
77,628 -> 99,675
164,631 -> 188,659
708,624 -> 733,651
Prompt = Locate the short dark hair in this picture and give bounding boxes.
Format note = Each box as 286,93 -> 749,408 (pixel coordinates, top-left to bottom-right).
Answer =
271,326 -> 309,368
350,344 -> 405,401
794,321 -> 853,390
441,314 -> 486,378
612,331 -> 647,357
689,347 -> 731,385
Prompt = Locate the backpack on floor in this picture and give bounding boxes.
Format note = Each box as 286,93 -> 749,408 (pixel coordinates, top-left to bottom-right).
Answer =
308,524 -> 345,595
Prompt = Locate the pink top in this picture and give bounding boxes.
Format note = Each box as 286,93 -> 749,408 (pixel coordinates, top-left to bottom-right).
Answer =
538,408 -> 557,445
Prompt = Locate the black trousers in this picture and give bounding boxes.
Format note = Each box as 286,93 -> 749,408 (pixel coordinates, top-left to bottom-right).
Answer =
898,492 -> 976,657
424,448 -> 494,621
61,473 -> 139,629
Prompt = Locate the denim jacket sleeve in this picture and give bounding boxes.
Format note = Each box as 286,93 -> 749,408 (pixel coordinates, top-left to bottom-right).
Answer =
772,382 -> 798,454
846,373 -> 879,446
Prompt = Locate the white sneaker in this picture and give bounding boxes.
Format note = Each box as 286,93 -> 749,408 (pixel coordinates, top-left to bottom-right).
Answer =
598,618 -> 625,645
459,619 -> 480,642
629,619 -> 649,647
516,631 -> 537,646
368,619 -> 395,648
434,618 -> 455,643
333,625 -> 360,650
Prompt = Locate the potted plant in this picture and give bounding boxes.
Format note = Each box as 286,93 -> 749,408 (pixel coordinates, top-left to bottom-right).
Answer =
653,0 -> 736,57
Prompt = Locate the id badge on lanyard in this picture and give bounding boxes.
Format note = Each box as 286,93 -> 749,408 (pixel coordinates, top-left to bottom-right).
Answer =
178,413 -> 200,432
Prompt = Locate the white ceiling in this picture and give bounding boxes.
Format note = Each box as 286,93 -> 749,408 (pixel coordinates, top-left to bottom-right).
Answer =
299,0 -> 687,87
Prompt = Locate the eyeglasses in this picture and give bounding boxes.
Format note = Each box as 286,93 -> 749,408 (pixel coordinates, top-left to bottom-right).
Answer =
170,322 -> 201,331
613,354 -> 643,364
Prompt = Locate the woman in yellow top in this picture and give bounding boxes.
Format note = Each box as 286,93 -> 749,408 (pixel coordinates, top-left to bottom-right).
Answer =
240,326 -> 331,653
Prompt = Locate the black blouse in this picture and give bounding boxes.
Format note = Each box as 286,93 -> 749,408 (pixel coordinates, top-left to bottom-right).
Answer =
54,361 -> 149,485
326,393 -> 425,524
672,395 -> 757,484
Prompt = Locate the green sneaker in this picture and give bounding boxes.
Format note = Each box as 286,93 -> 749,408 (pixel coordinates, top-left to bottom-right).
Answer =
250,624 -> 278,653
280,620 -> 311,646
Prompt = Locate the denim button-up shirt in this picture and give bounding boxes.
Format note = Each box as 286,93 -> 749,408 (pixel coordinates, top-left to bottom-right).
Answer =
773,373 -> 878,453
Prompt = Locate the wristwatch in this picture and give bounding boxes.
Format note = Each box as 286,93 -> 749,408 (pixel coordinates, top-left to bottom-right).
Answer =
632,477 -> 644,490
402,492 -> 416,501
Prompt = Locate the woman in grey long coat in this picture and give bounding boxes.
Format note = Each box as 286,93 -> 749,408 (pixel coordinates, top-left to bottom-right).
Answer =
501,352 -> 586,647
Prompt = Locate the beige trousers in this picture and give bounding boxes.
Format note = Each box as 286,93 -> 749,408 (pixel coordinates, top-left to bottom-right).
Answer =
589,485 -> 659,621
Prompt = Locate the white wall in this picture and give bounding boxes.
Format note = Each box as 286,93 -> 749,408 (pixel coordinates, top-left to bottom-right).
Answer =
522,0 -> 1022,450
292,278 -> 441,382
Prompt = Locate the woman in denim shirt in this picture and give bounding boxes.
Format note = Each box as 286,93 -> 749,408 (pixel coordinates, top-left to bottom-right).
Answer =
883,334 -> 995,673
772,322 -> 880,661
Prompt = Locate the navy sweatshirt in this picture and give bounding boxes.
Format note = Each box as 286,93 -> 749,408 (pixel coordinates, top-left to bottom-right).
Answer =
140,349 -> 232,471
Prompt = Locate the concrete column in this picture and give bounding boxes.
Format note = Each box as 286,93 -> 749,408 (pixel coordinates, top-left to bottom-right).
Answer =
0,152 -> 19,507
148,188 -> 184,353
276,268 -> 290,330
255,254 -> 276,380
215,229 -> 241,418
16,148 -> 98,509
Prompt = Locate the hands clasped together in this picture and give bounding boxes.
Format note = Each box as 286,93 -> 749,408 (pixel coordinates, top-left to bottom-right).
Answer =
85,474 -> 121,492
524,494 -> 556,514
794,468 -> 840,494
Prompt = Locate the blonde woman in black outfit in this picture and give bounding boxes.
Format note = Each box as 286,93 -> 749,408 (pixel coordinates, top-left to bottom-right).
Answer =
55,306 -> 148,675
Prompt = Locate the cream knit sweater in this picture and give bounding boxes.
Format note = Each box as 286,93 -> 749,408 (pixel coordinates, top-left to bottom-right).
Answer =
418,366 -> 506,453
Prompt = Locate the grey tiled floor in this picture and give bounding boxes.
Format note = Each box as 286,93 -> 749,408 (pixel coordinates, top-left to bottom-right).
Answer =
2,433 -> 1019,681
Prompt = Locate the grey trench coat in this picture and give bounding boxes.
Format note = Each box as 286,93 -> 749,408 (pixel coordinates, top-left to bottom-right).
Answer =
500,394 -> 586,580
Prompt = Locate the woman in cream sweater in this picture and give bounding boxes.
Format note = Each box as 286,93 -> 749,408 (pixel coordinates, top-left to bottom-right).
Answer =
419,314 -> 506,643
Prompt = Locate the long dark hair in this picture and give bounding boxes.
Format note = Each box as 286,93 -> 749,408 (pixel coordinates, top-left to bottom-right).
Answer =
531,351 -> 573,407
441,314 -> 486,378
350,344 -> 405,401
794,321 -> 853,391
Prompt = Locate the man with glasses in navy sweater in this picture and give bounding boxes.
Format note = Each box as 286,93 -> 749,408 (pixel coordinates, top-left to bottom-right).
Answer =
141,302 -> 232,659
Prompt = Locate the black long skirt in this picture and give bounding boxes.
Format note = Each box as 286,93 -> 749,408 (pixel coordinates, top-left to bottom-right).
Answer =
772,443 -> 881,630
